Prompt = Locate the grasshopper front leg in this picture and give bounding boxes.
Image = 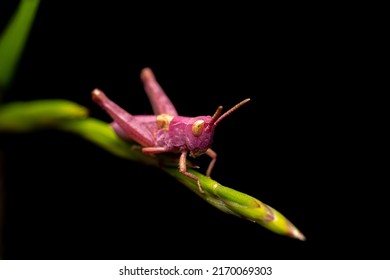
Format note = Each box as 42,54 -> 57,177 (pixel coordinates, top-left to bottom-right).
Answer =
180,151 -> 204,194
143,147 -> 204,194
205,148 -> 217,178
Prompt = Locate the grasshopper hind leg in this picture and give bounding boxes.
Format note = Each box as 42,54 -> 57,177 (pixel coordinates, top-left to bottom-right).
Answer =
141,68 -> 179,116
92,89 -> 155,147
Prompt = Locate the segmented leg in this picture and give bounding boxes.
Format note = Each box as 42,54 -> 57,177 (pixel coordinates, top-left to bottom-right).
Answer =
140,68 -> 178,116
111,115 -> 160,141
205,148 -> 217,177
92,89 -> 155,147
142,146 -> 170,154
111,122 -> 132,141
179,151 -> 204,193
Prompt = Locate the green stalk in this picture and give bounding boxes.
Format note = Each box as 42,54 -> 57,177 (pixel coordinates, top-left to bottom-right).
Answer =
59,118 -> 158,166
0,100 -> 305,240
0,99 -> 88,132
163,168 -> 305,240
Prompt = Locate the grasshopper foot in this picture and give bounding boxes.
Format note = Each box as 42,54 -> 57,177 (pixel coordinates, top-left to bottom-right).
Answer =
196,180 -> 205,194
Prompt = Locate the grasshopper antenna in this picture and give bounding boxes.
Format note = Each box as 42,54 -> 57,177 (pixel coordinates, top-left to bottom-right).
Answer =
212,98 -> 250,126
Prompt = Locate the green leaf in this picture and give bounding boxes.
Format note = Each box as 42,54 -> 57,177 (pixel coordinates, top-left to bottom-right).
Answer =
0,0 -> 41,92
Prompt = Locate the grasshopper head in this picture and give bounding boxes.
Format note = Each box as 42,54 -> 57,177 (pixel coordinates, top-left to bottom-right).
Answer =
186,98 -> 250,157
186,116 -> 215,157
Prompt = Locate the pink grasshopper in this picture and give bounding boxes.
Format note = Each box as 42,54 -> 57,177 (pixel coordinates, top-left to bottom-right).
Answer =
92,68 -> 250,193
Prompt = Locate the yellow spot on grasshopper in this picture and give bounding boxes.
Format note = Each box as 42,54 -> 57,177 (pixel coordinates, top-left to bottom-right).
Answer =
156,114 -> 174,130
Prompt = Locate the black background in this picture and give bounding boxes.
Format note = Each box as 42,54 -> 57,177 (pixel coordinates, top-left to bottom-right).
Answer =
0,1 -> 385,260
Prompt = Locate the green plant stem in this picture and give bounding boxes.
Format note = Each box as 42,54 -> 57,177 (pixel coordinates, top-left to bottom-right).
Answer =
0,100 -> 305,240
59,118 -> 305,240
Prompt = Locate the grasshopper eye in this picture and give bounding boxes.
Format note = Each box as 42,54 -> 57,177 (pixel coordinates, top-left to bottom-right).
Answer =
192,120 -> 205,137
